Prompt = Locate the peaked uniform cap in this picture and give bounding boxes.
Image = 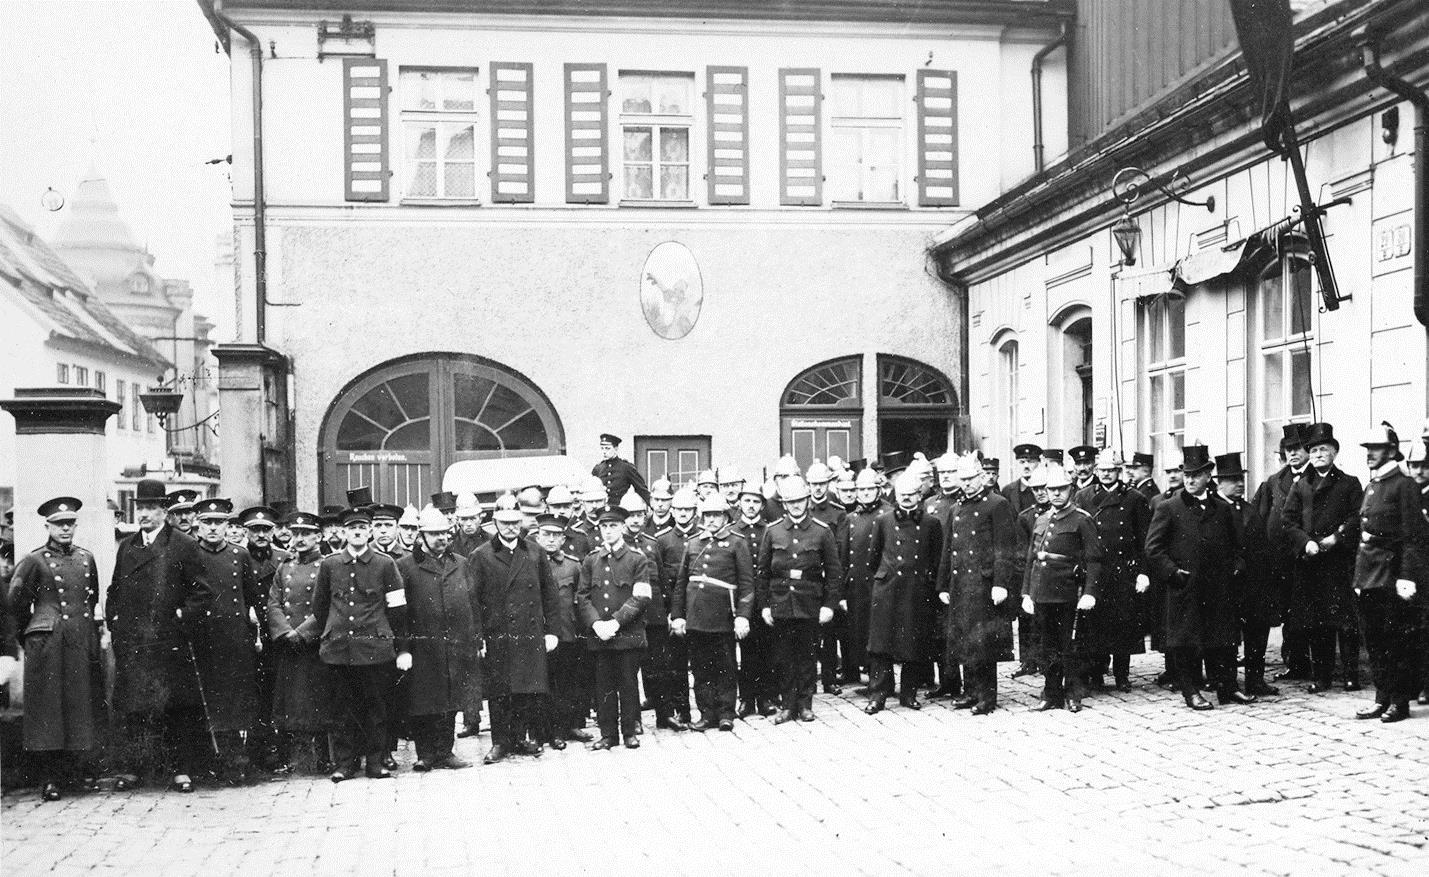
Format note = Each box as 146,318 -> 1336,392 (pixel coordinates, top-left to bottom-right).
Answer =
597,505 -> 628,524
238,506 -> 279,528
1129,452 -> 1155,468
285,511 -> 321,531
340,506 -> 372,525
535,513 -> 566,532
39,497 -> 82,523
1042,449 -> 1065,464
368,503 -> 404,522
1013,443 -> 1043,460
599,433 -> 622,446
1069,445 -> 1099,466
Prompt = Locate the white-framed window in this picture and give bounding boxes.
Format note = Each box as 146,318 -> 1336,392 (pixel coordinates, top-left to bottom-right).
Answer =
1143,294 -> 1187,466
56,363 -> 70,384
619,72 -> 694,202
828,74 -> 903,204
95,370 -> 106,393
74,365 -> 89,387
131,383 -> 142,431
1252,256 -> 1316,475
996,337 -> 1020,448
116,379 -> 126,430
399,68 -> 479,200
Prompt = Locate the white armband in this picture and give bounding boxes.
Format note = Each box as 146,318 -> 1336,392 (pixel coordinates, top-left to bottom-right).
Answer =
385,589 -> 407,608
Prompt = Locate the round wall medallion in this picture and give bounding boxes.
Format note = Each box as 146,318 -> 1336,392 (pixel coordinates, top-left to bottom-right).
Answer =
639,241 -> 703,340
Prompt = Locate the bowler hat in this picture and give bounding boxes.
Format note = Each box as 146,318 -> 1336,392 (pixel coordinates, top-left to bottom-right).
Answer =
1180,445 -> 1214,474
346,486 -> 374,507
135,479 -> 172,506
1214,452 -> 1245,478
1302,423 -> 1339,452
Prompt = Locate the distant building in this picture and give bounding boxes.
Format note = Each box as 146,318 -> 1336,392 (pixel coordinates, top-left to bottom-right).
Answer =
51,168 -> 221,483
0,205 -> 215,516
200,0 -> 1073,509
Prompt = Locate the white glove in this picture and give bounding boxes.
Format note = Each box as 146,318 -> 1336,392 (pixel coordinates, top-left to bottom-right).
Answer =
818,606 -> 834,625
395,652 -> 413,672
1021,595 -> 1035,616
734,617 -> 750,640
632,582 -> 652,600
990,586 -> 1008,606
1397,579 -> 1417,600
254,635 -> 263,654
670,618 -> 687,636
544,634 -> 558,652
596,620 -> 618,641
0,655 -> 17,686
939,592 -> 951,606
1320,534 -> 1338,550
762,608 -> 774,627
1304,541 -> 1320,557
99,627 -> 111,650
839,599 -> 848,611
1135,574 -> 1150,594
1077,594 -> 1096,611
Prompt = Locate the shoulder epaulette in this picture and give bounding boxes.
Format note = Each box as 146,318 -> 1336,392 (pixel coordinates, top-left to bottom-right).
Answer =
810,517 -> 831,529
1072,507 -> 1092,517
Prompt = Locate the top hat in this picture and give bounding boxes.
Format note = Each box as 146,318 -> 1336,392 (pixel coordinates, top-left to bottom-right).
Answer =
1214,452 -> 1245,478
1280,423 -> 1309,450
430,491 -> 458,513
1302,423 -> 1339,452
320,504 -> 346,525
346,486 -> 374,508
1180,445 -> 1214,474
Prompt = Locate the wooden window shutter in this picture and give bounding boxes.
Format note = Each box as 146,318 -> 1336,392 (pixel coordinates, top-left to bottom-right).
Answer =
490,62 -> 535,203
343,58 -> 389,202
779,68 -> 822,206
705,66 -> 750,205
915,69 -> 958,207
564,63 -> 609,204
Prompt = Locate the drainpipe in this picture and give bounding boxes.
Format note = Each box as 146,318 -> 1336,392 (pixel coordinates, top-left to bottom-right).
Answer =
1032,23 -> 1069,174
211,3 -> 268,345
1362,39 -> 1428,330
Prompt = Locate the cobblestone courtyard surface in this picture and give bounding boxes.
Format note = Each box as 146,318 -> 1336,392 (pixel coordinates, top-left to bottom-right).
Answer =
5,653 -> 1429,876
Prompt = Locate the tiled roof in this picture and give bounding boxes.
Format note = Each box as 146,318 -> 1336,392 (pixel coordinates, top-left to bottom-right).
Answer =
0,204 -> 169,370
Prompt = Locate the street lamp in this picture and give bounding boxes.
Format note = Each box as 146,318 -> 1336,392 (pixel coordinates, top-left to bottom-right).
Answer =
138,386 -> 185,427
1112,213 -> 1142,266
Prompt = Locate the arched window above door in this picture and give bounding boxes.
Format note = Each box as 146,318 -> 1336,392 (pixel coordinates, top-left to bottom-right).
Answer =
878,355 -> 956,408
782,357 -> 862,409
336,371 -> 432,451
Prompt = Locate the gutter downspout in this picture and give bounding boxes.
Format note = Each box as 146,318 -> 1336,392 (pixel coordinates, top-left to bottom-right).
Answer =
211,4 -> 268,345
1032,23 -> 1069,174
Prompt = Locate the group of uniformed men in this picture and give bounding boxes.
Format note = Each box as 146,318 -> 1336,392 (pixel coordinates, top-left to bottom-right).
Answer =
6,425 -> 1428,801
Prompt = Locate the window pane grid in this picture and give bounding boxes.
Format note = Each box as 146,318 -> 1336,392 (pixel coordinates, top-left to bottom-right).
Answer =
399,68 -> 478,200
620,72 -> 694,202
830,75 -> 903,203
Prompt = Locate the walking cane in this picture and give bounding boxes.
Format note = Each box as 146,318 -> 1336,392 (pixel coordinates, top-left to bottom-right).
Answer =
185,639 -> 222,757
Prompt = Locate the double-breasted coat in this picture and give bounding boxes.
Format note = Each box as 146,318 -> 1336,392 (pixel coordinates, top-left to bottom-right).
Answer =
301,547 -> 408,666
866,506 -> 941,662
938,489 -> 1015,665
593,456 -> 650,506
672,525 -> 755,632
8,541 -> 103,750
1354,463 -> 1429,591
629,530 -> 668,627
756,515 -> 843,621
576,542 -> 653,651
266,548 -> 333,731
1145,491 -> 1243,650
396,548 -> 482,715
468,539 -> 559,694
839,502 -> 884,650
1246,463 -> 1313,625
1074,482 -> 1151,654
1281,465 -> 1363,631
1025,506 -> 1103,604
107,526 -> 214,715
191,540 -> 263,731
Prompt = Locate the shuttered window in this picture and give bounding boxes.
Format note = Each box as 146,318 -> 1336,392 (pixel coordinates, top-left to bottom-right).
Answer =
344,58 -> 390,202
399,68 -> 479,200
779,68 -> 822,206
915,69 -> 958,206
705,66 -> 749,205
489,62 -> 534,203
564,63 -> 609,204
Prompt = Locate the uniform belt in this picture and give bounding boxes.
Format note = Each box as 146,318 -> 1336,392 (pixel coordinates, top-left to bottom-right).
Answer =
690,574 -> 736,590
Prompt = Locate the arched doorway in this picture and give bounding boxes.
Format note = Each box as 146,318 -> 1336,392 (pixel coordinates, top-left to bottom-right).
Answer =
320,353 -> 565,507
780,356 -> 863,469
876,354 -> 957,462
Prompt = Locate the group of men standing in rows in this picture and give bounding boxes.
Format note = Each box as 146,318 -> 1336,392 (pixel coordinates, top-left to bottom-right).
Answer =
7,424 -> 1428,801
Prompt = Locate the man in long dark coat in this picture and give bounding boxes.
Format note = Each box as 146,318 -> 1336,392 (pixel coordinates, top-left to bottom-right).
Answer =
191,499 -> 263,784
1145,446 -> 1251,710
1249,424 -> 1313,687
1075,450 -> 1151,692
468,499 -> 560,763
1282,423 -> 1365,693
1002,443 -> 1042,678
1216,453 -> 1276,697
938,457 -> 1014,714
840,468 -> 886,694
107,479 -> 214,792
532,514 -> 590,747
239,505 -> 289,771
731,486 -> 775,716
924,453 -> 965,700
397,507 -> 481,769
266,511 -> 334,774
1351,424 -> 1428,723
863,471 -> 941,713
7,497 -> 104,801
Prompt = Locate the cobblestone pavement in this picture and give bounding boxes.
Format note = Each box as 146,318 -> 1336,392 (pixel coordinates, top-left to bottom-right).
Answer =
5,652 -> 1429,877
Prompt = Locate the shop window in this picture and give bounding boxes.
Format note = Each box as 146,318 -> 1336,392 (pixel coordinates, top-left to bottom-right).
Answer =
620,72 -> 694,201
400,68 -> 479,199
829,75 -> 903,204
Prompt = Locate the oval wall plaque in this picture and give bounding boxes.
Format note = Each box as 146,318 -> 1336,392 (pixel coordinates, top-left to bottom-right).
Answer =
639,241 -> 703,340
